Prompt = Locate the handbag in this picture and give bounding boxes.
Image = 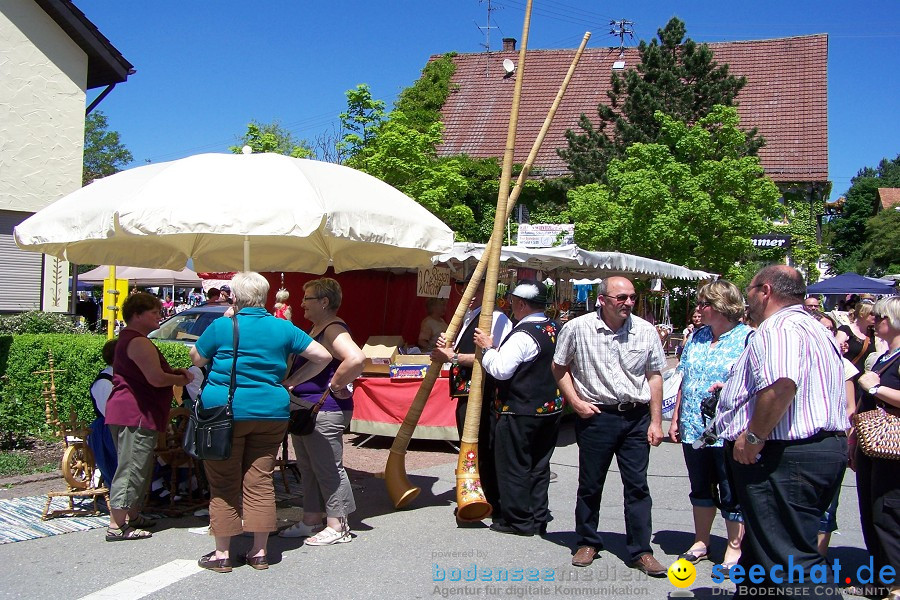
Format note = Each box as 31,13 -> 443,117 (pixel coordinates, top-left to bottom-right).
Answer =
853,350 -> 900,460
288,390 -> 329,436
854,406 -> 900,460
183,316 -> 239,461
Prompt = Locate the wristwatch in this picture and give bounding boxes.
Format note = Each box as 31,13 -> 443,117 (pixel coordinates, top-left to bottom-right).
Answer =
451,352 -> 459,365
745,430 -> 765,445
868,385 -> 881,396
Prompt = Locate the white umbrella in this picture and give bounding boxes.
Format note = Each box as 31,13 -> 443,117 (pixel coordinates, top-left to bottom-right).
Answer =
14,153 -> 454,273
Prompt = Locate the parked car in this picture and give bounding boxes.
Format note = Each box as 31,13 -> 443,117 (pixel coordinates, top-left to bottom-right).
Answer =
148,303 -> 229,346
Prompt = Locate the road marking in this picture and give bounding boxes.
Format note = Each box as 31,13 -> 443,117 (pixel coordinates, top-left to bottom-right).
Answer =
77,559 -> 203,600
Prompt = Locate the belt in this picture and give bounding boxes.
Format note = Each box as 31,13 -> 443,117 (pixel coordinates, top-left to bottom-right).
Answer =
593,401 -> 646,413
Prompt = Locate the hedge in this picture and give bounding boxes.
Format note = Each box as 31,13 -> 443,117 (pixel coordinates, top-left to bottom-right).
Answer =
0,334 -> 191,446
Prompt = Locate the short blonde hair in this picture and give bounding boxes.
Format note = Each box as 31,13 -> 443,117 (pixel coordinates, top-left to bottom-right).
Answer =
854,300 -> 875,322
230,272 -> 269,309
304,277 -> 343,311
698,280 -> 745,322
874,297 -> 900,330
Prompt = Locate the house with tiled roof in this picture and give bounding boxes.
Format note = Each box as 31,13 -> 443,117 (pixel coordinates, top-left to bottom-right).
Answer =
433,34 -> 829,247
877,188 -> 900,212
0,0 -> 132,312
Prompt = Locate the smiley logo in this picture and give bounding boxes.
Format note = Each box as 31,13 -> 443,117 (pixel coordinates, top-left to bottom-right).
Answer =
667,558 -> 697,588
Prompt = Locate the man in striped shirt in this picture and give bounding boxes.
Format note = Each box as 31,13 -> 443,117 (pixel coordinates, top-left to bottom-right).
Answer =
716,265 -> 848,600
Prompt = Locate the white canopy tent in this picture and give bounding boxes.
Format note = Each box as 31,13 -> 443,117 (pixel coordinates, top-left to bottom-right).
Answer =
78,266 -> 201,287
435,243 -> 717,281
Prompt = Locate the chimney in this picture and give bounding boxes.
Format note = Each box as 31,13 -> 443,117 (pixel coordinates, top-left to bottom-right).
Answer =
502,38 -> 517,52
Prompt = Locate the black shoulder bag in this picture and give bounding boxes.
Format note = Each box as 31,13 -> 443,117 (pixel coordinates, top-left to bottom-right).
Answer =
183,316 -> 239,461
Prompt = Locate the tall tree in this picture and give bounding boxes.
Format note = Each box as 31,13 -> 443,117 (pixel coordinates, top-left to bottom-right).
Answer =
229,120 -> 312,158
826,154 -> 900,273
558,17 -> 762,186
83,110 -> 133,185
567,106 -> 780,276
863,207 -> 900,276
338,84 -> 386,162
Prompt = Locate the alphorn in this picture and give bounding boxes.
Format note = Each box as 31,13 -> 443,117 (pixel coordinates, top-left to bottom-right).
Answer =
383,38 -> 593,510
454,0 -> 534,521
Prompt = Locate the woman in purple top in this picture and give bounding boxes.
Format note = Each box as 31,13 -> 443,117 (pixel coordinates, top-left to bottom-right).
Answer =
105,293 -> 194,541
279,278 -> 366,545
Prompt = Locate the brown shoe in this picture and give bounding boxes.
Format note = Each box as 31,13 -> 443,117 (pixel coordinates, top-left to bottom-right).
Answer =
572,546 -> 599,567
630,553 -> 666,577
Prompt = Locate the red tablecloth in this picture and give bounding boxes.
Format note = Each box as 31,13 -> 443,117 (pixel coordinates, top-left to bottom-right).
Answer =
351,377 -> 459,441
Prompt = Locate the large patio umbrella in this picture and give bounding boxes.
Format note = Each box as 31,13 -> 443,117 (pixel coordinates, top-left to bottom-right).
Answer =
14,153 -> 454,273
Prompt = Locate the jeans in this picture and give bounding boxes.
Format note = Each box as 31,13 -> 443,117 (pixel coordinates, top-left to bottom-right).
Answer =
728,433 -> 847,600
574,407 -> 652,561
681,443 -> 742,522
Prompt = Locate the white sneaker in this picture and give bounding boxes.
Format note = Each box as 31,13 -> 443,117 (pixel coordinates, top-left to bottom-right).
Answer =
305,524 -> 351,546
278,522 -> 324,538
188,525 -> 210,535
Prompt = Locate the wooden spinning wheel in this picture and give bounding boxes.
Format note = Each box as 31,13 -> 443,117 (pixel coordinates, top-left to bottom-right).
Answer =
61,443 -> 96,490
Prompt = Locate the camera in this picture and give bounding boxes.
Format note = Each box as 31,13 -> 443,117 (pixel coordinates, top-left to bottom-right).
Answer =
692,389 -> 721,449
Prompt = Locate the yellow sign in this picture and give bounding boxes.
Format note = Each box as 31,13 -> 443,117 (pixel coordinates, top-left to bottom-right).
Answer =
103,277 -> 129,323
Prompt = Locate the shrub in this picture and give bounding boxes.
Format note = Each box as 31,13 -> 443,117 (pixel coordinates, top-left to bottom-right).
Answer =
0,334 -> 191,445
0,311 -> 84,335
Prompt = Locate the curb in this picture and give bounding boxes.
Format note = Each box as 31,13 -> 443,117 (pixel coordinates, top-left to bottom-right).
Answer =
0,470 -> 61,487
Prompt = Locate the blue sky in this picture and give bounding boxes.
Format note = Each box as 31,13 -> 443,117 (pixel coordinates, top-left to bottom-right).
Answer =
82,0 -> 899,201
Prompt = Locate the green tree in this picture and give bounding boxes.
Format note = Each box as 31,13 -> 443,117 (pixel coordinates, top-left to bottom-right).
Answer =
229,120 -> 312,158
862,207 -> 900,276
567,106 -> 780,276
393,53 -> 458,133
558,17 -> 762,186
83,110 -> 133,185
826,154 -> 900,273
338,84 -> 386,162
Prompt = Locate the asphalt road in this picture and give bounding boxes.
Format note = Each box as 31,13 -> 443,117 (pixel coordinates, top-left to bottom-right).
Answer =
0,421 -> 867,600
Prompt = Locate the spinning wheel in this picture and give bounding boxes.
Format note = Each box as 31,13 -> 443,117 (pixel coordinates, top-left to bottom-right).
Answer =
61,443 -> 96,490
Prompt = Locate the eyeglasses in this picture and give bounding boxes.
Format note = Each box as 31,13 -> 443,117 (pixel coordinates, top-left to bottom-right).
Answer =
302,296 -> 322,302
745,283 -> 764,294
874,313 -> 888,322
603,293 -> 637,303
696,301 -> 713,309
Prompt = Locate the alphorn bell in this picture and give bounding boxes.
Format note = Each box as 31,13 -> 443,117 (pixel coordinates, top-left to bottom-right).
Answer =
383,30 -> 592,510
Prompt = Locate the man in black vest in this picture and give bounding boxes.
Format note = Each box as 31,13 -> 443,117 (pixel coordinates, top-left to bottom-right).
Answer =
431,276 -> 511,519
474,280 -> 562,536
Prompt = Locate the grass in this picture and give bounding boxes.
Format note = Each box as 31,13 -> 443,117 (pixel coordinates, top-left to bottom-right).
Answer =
0,450 -> 58,478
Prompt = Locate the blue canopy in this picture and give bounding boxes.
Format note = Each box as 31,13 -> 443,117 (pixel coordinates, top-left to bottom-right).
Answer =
807,272 -> 897,295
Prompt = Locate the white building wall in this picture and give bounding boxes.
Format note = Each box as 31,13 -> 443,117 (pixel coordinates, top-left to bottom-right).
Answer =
0,0 -> 86,311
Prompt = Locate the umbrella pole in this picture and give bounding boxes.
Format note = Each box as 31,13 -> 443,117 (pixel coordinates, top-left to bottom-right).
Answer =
243,236 -> 250,271
383,30 -> 592,510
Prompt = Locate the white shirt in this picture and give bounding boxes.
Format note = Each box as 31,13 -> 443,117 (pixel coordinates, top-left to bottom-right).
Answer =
481,312 -> 545,380
90,366 -> 113,417
455,306 -> 512,351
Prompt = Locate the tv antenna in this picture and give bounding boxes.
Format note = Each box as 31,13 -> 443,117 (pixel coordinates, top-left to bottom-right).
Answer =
609,18 -> 635,56
476,0 -> 502,76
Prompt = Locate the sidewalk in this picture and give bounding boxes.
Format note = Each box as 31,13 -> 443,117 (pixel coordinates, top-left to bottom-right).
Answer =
0,420 -> 867,599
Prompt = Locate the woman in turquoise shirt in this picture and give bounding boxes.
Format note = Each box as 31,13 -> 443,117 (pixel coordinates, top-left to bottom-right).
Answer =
191,271 -> 331,572
668,280 -> 751,575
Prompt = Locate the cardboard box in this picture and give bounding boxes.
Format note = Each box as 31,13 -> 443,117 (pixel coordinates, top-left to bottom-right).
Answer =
361,336 -> 404,375
389,364 -> 429,379
393,354 -> 431,366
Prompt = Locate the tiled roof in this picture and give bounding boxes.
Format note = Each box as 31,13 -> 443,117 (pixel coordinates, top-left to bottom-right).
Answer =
434,34 -> 828,183
878,188 -> 900,210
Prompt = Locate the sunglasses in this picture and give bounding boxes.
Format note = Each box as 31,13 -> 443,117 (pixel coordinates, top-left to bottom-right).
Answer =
874,313 -> 888,322
603,293 -> 638,303
697,301 -> 713,309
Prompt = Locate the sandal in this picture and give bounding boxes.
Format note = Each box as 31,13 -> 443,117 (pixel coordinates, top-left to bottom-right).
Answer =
305,525 -> 351,546
677,545 -> 708,564
715,561 -> 739,580
106,524 -> 152,542
129,514 -> 157,529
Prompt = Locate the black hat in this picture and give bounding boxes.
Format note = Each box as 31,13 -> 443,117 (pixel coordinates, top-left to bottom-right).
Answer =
508,279 -> 549,305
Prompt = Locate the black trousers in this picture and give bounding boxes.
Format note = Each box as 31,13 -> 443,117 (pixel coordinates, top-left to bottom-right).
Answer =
493,413 -> 561,533
728,433 -> 847,600
574,407 -> 652,561
455,396 -> 500,511
856,447 -> 900,586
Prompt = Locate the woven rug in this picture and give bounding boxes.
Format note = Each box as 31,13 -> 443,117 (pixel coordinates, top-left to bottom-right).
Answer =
0,495 -> 110,545
0,486 -> 302,545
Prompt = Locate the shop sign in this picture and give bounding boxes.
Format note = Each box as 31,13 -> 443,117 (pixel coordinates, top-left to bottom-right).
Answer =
751,234 -> 792,249
516,223 -> 574,247
417,266 -> 451,298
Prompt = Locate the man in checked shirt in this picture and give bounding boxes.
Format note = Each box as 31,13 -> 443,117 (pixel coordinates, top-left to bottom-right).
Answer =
716,265 -> 848,600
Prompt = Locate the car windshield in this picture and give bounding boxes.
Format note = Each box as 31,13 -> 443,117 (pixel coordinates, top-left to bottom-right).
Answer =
150,310 -> 222,343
